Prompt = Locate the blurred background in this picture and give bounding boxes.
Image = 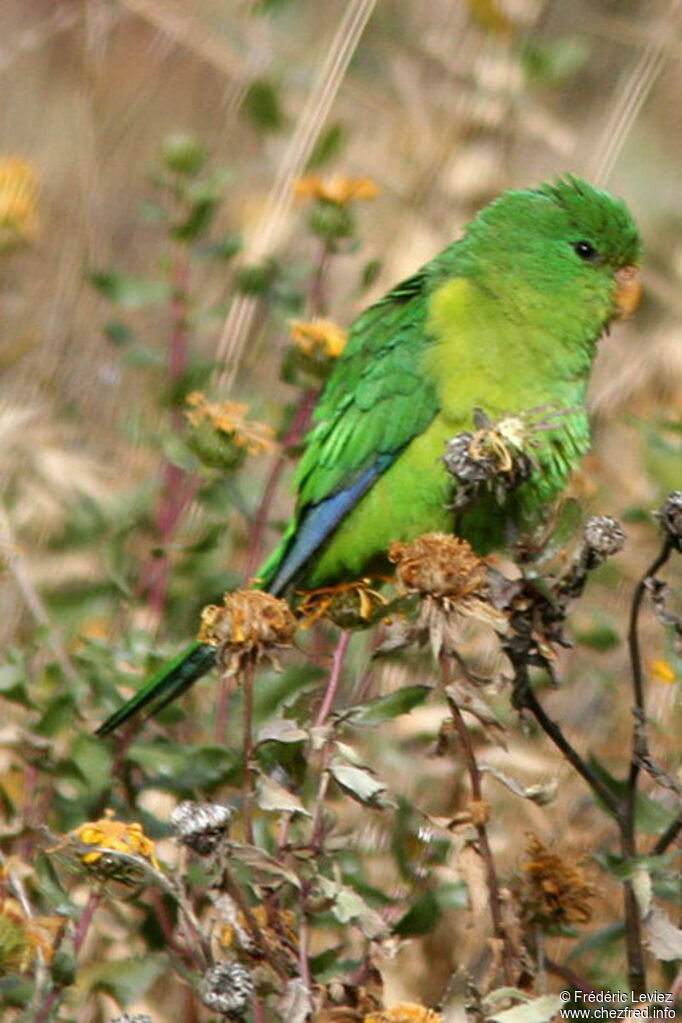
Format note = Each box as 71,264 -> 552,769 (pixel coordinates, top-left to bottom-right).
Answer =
0,1 -> 681,1020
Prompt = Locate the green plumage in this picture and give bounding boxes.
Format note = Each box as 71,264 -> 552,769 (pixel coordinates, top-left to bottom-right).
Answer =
96,176 -> 641,736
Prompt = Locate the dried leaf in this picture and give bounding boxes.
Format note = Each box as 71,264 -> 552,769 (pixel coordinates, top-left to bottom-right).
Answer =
479,764 -> 558,805
645,906 -> 682,961
487,994 -> 563,1023
318,877 -> 389,939
277,978 -> 314,1023
256,775 -> 310,816
228,842 -> 301,888
257,718 -> 308,745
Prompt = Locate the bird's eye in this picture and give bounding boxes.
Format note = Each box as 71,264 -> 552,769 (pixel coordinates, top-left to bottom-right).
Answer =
573,240 -> 599,262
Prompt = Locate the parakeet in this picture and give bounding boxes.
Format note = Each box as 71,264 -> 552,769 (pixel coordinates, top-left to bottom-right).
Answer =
96,175 -> 641,736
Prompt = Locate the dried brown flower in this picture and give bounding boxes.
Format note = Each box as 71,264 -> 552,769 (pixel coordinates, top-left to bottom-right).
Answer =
517,835 -> 598,928
198,590 -> 297,674
364,1005 -> 443,1023
0,897 -> 64,973
297,578 -> 388,630
218,904 -> 298,965
389,534 -> 487,599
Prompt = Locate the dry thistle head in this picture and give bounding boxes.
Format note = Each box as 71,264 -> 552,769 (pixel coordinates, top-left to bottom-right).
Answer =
516,835 -> 598,929
389,534 -> 487,600
364,1005 -> 444,1023
67,809 -> 159,883
170,800 -> 232,856
297,578 -> 388,630
0,157 -> 38,250
199,961 -> 253,1017
185,392 -> 275,470
198,590 -> 297,674
656,490 -> 682,549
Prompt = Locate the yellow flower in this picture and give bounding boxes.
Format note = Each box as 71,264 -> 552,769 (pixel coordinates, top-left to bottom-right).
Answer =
0,158 -> 38,248
651,658 -> 677,684
294,174 -> 379,206
198,589 -> 297,673
72,809 -> 160,870
290,319 -> 347,359
185,392 -> 275,457
364,1006 -> 443,1023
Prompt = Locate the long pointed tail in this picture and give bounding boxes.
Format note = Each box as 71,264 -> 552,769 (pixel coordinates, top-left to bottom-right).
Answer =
95,641 -> 216,737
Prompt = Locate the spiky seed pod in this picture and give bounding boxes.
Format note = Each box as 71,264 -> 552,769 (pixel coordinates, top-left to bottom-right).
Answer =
198,590 -> 297,674
389,534 -> 488,600
583,515 -> 626,558
199,961 -> 253,1018
655,490 -> 682,548
170,801 -> 232,856
443,413 -> 534,510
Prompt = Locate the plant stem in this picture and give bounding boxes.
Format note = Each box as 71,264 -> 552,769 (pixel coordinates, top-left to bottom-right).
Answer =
310,629 -> 351,852
441,654 -> 515,986
242,657 -> 256,845
315,629 -> 351,727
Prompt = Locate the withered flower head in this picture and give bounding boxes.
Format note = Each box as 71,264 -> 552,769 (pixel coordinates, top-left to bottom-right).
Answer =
199,961 -> 253,1017
582,515 -> 626,558
516,835 -> 598,929
70,808 -> 160,876
170,800 -> 232,856
185,392 -> 275,470
297,578 -> 388,630
443,410 -> 540,510
364,1005 -> 443,1023
0,897 -> 64,974
655,490 -> 682,548
198,589 -> 297,674
294,174 -> 379,206
390,534 -> 487,600
218,904 -> 298,967
0,157 -> 38,249
290,318 -> 347,360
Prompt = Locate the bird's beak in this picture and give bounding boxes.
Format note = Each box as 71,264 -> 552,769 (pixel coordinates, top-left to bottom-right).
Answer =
613,265 -> 641,318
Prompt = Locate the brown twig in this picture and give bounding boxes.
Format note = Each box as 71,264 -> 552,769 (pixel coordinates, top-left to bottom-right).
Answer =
441,654 -> 515,986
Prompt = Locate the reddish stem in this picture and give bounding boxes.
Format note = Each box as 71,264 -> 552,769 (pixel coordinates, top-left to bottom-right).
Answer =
137,249 -> 197,617
243,387 -> 318,582
315,629 -> 350,728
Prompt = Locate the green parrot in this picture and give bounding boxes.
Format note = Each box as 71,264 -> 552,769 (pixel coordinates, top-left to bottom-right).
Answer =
96,175 -> 641,737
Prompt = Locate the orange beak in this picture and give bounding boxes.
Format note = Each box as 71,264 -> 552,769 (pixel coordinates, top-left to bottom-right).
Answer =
613,265 -> 642,318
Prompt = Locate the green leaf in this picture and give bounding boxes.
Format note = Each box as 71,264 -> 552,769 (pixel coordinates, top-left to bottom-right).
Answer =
127,740 -> 239,792
89,271 -> 171,308
196,233 -> 242,262
306,122 -> 346,169
360,258 -> 382,291
34,853 -> 78,917
80,953 -> 166,1005
243,78 -> 286,131
344,685 -> 431,726
103,320 -> 135,346
69,733 -> 114,796
393,890 -> 440,936
329,762 -> 393,809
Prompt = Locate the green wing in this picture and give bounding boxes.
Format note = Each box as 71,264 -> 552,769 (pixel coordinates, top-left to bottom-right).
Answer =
261,268 -> 441,593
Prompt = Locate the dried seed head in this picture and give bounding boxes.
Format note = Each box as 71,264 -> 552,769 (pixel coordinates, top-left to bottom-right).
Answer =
170,801 -> 232,855
583,515 -> 626,557
443,414 -> 534,510
199,961 -> 253,1018
297,578 -> 387,629
655,491 -> 682,546
516,835 -> 598,929
198,590 -> 297,673
389,533 -> 487,600
185,392 -> 275,470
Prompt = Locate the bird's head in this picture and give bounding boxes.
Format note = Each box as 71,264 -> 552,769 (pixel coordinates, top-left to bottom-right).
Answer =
460,175 -> 642,333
